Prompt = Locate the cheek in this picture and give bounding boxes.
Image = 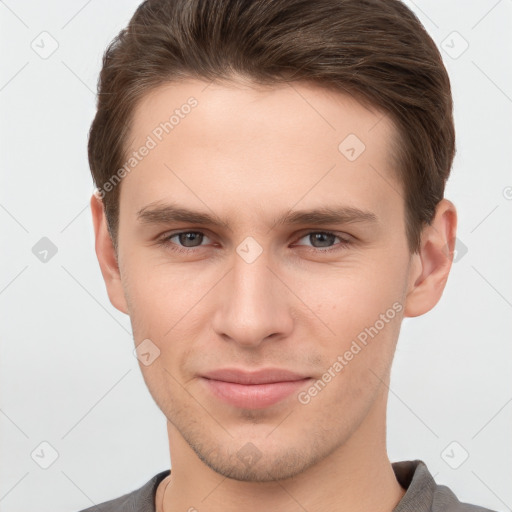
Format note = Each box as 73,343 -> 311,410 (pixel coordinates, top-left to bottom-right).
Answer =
120,253 -> 206,337
307,258 -> 405,330
122,232 -> 408,350
301,255 -> 406,377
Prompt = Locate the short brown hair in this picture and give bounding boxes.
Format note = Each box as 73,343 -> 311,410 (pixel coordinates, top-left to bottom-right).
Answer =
88,0 -> 455,254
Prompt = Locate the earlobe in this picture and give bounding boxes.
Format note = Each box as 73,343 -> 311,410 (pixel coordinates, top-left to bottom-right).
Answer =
403,199 -> 457,318
90,192 -> 129,315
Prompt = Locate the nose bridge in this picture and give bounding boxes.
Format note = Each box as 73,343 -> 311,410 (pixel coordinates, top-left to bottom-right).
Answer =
233,249 -> 273,308
212,245 -> 292,346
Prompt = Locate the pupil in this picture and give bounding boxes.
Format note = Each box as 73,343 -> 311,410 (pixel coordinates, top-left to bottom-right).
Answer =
180,232 -> 202,247
312,233 -> 334,247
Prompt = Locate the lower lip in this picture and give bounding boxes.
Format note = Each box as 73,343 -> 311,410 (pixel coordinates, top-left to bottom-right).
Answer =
201,377 -> 312,409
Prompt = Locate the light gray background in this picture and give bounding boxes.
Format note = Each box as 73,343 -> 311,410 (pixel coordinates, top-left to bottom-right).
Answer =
1,1 -> 511,511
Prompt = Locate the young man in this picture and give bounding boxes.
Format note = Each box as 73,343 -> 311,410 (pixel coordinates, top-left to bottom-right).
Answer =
80,0 -> 495,511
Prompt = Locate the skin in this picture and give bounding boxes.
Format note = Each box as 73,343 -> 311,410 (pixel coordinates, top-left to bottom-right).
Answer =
91,78 -> 457,512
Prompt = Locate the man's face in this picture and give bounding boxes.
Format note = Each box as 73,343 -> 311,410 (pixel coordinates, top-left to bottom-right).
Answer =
111,79 -> 415,481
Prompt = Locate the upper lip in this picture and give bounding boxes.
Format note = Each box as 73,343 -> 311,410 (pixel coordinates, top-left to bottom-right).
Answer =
201,368 -> 310,385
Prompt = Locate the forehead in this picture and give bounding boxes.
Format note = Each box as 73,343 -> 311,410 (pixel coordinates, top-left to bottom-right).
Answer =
120,78 -> 402,229
129,78 -> 395,152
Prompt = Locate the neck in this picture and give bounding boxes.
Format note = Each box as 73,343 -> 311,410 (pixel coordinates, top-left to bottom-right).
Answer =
161,388 -> 405,512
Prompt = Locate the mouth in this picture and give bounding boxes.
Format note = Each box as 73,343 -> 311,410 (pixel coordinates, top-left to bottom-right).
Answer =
199,368 -> 313,409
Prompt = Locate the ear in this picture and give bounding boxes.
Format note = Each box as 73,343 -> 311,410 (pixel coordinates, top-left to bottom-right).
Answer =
403,198 -> 458,318
90,191 -> 129,315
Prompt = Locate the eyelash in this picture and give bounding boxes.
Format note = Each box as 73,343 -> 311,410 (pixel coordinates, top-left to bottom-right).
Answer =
156,230 -> 352,255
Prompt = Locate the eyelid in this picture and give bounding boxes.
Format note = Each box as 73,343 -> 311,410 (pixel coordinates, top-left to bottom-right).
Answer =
158,229 -> 352,253
159,230 -> 213,247
293,229 -> 352,244
291,231 -> 352,253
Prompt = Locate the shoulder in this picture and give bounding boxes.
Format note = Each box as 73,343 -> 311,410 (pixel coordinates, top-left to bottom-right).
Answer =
74,470 -> 170,512
431,478 -> 497,512
392,460 -> 497,512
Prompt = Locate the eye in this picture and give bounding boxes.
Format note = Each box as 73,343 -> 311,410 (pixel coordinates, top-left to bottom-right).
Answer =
157,231 -> 212,253
156,230 -> 352,255
293,231 -> 351,252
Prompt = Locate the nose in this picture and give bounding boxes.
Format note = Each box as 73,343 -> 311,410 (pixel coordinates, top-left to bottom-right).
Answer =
211,248 -> 294,348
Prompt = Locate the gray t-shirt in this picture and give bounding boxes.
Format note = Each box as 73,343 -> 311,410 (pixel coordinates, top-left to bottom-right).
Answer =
76,459 -> 496,511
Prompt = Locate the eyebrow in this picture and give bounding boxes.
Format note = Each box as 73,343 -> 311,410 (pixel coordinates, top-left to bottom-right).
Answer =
136,202 -> 378,228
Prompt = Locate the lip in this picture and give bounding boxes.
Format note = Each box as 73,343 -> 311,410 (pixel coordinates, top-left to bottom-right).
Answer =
200,368 -> 312,409
202,368 -> 309,384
